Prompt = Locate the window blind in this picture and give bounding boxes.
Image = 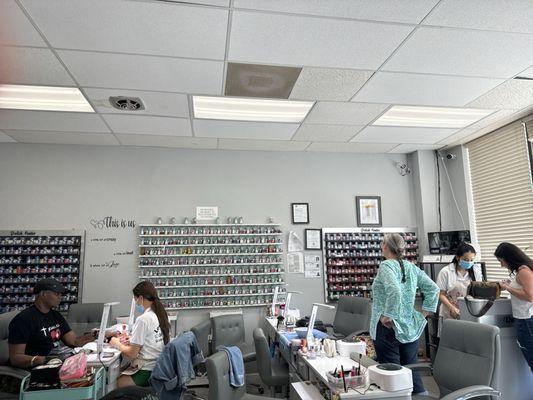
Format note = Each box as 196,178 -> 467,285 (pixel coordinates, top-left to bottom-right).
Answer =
466,115 -> 533,281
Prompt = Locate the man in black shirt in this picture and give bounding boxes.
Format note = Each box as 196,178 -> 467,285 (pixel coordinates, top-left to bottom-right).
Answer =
8,278 -> 94,368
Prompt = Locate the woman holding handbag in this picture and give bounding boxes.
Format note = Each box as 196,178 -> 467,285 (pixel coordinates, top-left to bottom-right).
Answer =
494,242 -> 533,372
110,281 -> 171,387
436,243 -> 483,334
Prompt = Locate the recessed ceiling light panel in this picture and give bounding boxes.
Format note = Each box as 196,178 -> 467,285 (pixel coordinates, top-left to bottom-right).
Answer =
0,85 -> 94,112
193,96 -> 314,123
372,105 -> 493,128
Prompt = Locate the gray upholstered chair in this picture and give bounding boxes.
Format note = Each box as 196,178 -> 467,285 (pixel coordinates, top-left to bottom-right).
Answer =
66,303 -> 104,336
408,319 -> 501,400
253,328 -> 289,396
0,310 -> 30,400
210,314 -> 255,363
206,351 -> 276,400
191,319 -> 212,358
328,296 -> 371,339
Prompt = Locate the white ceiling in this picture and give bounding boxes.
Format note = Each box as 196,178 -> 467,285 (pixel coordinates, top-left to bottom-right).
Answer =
0,0 -> 532,153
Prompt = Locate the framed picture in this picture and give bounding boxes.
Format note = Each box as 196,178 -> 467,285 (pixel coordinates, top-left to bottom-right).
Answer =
356,196 -> 382,227
305,229 -> 322,250
291,203 -> 309,224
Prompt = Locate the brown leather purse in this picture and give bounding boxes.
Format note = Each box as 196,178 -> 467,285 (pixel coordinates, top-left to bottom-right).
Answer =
467,281 -> 501,300
465,281 -> 501,317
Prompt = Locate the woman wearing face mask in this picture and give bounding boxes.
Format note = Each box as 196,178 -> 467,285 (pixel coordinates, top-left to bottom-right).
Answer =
494,242 -> 533,372
371,234 -> 440,395
436,243 -> 483,333
110,281 -> 171,388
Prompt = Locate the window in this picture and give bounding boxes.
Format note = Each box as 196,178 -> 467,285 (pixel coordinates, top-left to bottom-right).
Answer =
466,115 -> 533,281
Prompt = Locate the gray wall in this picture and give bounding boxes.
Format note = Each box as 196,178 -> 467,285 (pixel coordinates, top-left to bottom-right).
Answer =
0,143 -> 415,334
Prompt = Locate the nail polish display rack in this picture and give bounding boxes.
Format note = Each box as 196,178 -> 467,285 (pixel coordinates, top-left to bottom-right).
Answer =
0,230 -> 85,313
322,227 -> 418,302
138,223 -> 285,310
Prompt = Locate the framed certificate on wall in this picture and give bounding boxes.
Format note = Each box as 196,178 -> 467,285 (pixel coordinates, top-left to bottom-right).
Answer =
291,203 -> 309,224
305,229 -> 322,250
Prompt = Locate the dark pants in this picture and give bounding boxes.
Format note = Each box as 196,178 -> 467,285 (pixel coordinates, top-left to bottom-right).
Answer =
374,321 -> 425,394
516,316 -> 533,373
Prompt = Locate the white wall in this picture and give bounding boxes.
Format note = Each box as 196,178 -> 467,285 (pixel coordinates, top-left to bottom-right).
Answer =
0,143 -> 415,334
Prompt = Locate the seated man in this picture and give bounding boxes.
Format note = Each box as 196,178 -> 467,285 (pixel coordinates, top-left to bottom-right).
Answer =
8,278 -> 95,369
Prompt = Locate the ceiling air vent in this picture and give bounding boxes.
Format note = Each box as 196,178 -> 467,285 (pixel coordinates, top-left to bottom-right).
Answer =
109,96 -> 145,111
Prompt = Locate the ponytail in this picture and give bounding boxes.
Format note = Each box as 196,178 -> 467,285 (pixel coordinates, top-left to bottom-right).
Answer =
133,281 -> 171,344
383,234 -> 407,283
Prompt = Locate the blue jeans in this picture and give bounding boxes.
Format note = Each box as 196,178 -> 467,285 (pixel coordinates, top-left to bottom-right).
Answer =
516,317 -> 533,372
374,321 -> 425,394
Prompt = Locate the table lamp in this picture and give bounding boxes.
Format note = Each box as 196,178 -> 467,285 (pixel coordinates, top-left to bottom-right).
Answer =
96,302 -> 120,355
271,284 -> 288,316
307,302 -> 335,343
283,290 -> 303,319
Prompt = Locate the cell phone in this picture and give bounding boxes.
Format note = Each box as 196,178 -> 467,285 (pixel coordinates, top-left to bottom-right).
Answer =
102,352 -> 114,358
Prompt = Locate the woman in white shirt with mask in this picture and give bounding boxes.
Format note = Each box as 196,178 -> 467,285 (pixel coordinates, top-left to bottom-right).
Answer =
436,243 -> 483,332
110,281 -> 171,388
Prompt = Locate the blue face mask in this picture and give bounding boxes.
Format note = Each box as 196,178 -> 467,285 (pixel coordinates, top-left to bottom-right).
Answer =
135,303 -> 145,314
459,259 -> 474,270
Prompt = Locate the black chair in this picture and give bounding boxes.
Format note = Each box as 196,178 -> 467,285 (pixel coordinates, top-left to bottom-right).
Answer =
0,311 -> 29,400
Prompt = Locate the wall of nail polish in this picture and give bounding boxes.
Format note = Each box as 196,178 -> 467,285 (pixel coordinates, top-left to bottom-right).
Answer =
0,231 -> 84,313
322,228 -> 419,302
138,223 -> 285,310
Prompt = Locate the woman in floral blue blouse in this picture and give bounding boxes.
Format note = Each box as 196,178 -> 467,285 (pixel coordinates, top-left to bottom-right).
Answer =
370,233 -> 439,395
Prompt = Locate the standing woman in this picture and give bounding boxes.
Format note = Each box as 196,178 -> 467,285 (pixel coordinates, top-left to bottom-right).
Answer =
371,234 -> 440,395
110,281 -> 171,387
494,242 -> 533,372
436,243 -> 483,332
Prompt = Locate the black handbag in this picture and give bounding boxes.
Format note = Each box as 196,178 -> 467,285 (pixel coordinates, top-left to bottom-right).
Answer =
295,316 -> 327,333
465,282 -> 501,317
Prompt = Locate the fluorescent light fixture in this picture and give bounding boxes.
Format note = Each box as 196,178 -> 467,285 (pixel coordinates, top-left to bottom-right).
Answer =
193,95 -> 314,123
0,85 -> 94,112
372,105 -> 493,129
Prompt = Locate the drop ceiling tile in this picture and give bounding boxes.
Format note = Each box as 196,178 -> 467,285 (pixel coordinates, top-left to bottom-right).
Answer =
102,115 -> 191,136
292,124 -> 364,142
519,66 -> 533,79
0,46 -> 75,85
424,0 -> 533,34
437,109 -> 518,145
306,142 -> 398,153
4,130 -> 119,145
116,134 -> 217,149
352,72 -> 504,106
305,102 -> 389,125
233,0 -> 439,24
463,109 -> 517,131
389,144 -> 442,154
83,88 -> 189,117
218,139 -> 310,152
193,119 -> 299,140
352,126 -> 457,144
0,131 -> 16,143
58,50 -> 223,94
0,1 -> 47,46
22,0 -> 228,60
229,11 -> 414,69
383,27 -> 533,78
467,79 -> 533,110
0,110 -> 109,132
290,68 -> 374,101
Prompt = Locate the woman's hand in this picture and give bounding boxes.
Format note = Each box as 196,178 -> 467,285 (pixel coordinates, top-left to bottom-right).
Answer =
109,337 -> 121,349
448,305 -> 460,319
380,316 -> 394,329
499,279 -> 511,291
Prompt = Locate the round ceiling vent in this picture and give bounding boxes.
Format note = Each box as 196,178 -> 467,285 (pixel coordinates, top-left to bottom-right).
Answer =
109,96 -> 145,111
